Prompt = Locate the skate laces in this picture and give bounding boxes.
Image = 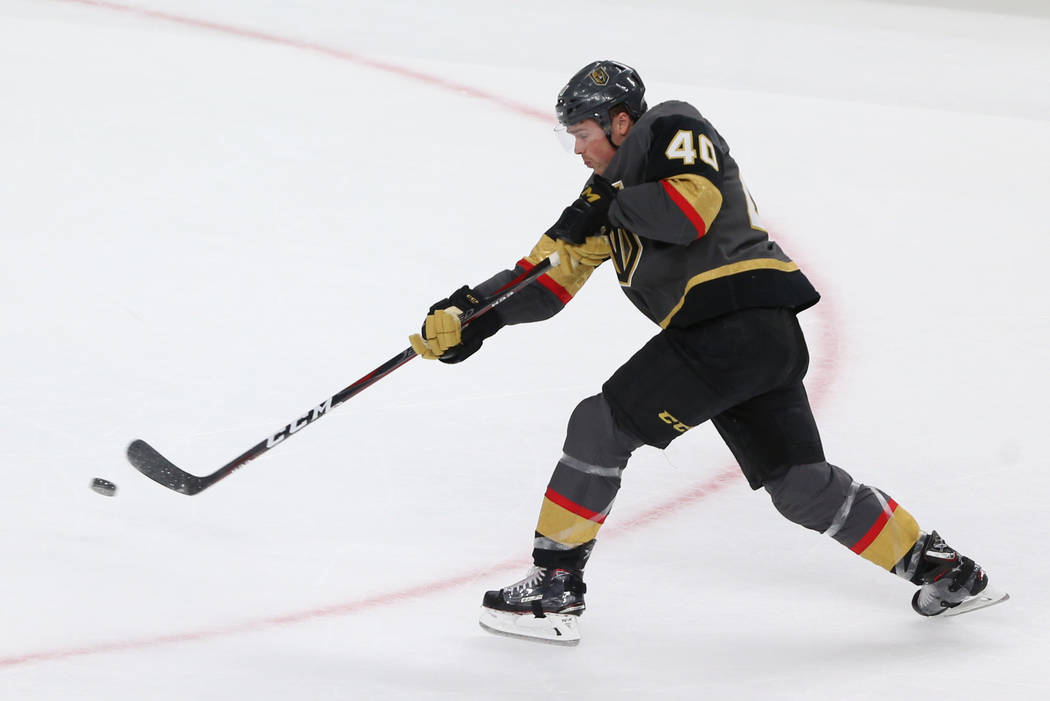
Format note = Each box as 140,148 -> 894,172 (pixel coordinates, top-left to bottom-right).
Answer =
917,532 -> 960,583
509,567 -> 547,594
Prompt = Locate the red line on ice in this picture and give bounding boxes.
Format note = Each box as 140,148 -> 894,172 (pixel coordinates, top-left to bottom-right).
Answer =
56,0 -> 552,123
3,0 -> 843,668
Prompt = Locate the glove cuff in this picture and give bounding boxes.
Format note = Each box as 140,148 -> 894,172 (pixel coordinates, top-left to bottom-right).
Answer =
462,303 -> 504,341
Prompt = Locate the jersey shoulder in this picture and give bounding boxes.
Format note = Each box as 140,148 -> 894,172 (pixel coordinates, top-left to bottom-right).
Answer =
628,101 -> 729,183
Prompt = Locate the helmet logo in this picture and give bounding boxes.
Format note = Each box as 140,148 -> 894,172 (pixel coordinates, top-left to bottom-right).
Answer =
589,67 -> 609,86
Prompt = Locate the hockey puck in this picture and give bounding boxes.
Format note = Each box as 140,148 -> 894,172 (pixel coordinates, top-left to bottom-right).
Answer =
91,477 -> 117,496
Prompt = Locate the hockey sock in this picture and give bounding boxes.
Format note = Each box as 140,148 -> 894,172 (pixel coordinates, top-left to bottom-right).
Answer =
766,462 -> 922,571
825,482 -> 922,570
532,453 -> 623,567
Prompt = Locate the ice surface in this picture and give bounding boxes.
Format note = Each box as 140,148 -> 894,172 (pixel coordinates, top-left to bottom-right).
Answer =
1,1 -> 1047,699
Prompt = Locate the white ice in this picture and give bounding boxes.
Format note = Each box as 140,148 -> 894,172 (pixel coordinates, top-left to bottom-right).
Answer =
1,0 -> 1048,698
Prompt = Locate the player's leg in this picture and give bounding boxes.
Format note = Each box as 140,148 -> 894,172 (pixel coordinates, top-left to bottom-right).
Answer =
760,459 -> 993,614
529,309 -> 801,573
531,393 -> 642,570
483,307 -> 807,624
709,311 -> 994,615
480,393 -> 639,632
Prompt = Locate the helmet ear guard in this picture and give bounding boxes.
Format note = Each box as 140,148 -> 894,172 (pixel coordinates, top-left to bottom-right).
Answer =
556,60 -> 647,134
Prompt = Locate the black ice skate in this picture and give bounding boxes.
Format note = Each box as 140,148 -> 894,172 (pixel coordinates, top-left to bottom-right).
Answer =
479,566 -> 587,645
909,531 -> 1008,616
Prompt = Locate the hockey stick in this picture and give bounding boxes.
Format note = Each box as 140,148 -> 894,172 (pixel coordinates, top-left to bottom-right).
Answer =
127,252 -> 561,495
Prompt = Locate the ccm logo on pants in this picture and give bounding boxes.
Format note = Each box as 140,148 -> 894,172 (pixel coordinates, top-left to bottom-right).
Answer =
658,411 -> 693,433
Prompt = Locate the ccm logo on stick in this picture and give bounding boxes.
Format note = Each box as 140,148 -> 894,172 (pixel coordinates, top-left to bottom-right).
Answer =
267,399 -> 333,447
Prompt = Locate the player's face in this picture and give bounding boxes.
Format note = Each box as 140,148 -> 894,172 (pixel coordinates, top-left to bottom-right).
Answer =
566,119 -> 617,175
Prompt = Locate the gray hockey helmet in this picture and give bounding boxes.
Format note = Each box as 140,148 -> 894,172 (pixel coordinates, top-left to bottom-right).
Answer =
555,60 -> 647,131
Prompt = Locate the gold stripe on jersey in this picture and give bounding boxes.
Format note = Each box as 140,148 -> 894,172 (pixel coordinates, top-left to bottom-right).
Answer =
663,174 -> 723,233
659,258 -> 801,328
527,234 -> 610,298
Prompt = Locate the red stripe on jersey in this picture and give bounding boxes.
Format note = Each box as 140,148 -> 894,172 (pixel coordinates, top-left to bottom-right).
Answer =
660,179 -> 707,238
544,487 -> 607,523
508,258 -> 573,305
494,259 -> 535,292
850,498 -> 899,554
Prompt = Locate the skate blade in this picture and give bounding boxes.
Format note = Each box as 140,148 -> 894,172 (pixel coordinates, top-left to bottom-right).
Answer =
478,607 -> 581,646
941,586 -> 1010,617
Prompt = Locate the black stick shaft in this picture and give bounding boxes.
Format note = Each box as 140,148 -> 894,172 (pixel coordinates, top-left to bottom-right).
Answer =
127,254 -> 559,494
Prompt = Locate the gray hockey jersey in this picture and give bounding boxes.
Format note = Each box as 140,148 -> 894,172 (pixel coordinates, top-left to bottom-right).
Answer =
475,101 -> 819,329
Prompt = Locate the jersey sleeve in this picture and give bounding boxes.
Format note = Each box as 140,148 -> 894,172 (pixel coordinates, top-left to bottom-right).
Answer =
608,114 -> 726,244
473,234 -> 606,325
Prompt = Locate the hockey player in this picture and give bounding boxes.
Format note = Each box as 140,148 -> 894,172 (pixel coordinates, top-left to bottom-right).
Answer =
409,60 -> 1004,644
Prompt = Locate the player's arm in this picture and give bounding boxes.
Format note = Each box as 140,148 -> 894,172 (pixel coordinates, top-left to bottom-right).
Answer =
477,232 -> 608,322
410,232 -> 610,363
609,115 -> 726,244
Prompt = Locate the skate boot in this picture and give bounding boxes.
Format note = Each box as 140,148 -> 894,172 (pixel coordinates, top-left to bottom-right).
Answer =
908,531 -> 1006,616
483,565 -> 587,617
479,566 -> 587,645
479,540 -> 595,645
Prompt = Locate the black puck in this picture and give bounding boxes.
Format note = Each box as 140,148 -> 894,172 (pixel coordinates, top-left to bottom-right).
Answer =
91,477 -> 117,496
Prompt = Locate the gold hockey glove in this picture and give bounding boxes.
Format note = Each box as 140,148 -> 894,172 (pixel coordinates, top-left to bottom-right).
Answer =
409,307 -> 463,359
554,234 -> 612,277
410,285 -> 505,363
